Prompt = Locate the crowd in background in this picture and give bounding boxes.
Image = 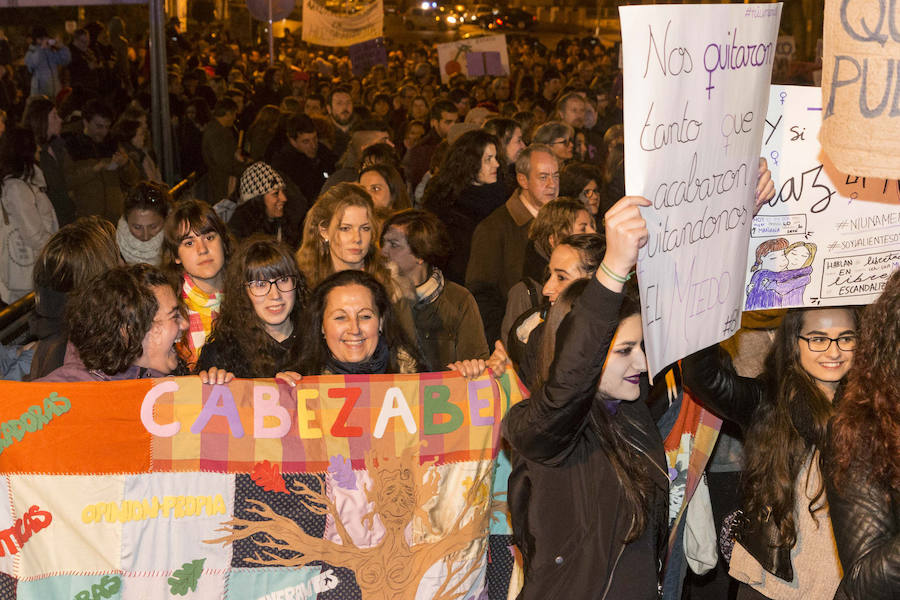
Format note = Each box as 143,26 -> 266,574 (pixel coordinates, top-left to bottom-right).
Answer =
0,14 -> 894,600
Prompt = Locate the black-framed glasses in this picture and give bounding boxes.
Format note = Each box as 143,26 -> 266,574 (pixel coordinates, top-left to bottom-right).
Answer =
797,334 -> 858,352
245,276 -> 297,296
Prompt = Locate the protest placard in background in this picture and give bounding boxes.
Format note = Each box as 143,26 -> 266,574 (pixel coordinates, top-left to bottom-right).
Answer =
619,3 -> 781,377
436,35 -> 509,85
821,0 -> 900,179
745,84 -> 900,311
301,0 -> 383,47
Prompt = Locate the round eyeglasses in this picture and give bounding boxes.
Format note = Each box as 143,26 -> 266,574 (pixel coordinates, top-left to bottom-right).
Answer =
245,276 -> 297,296
797,335 -> 857,352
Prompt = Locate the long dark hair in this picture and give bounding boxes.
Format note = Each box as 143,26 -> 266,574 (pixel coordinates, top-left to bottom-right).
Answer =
422,129 -> 499,210
829,272 -> 900,493
200,237 -> 307,377
744,307 -> 857,548
536,278 -> 654,542
0,128 -> 38,191
292,270 -> 420,375
22,95 -> 56,147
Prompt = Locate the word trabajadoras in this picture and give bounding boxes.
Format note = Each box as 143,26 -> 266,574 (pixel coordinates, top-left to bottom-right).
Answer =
0,392 -> 70,455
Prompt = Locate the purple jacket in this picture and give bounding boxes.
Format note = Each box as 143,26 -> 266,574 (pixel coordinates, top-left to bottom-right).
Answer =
36,343 -> 167,382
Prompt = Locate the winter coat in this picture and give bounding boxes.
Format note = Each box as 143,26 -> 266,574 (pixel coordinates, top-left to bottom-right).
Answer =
37,343 -> 168,382
411,279 -> 489,372
465,191 -> 533,345
63,132 -> 140,222
822,442 -> 900,600
502,277 -> 669,599
0,167 -> 59,303
682,345 -> 838,584
24,43 -> 70,98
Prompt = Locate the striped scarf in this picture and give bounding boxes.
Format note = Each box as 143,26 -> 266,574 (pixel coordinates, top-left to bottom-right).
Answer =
176,273 -> 223,369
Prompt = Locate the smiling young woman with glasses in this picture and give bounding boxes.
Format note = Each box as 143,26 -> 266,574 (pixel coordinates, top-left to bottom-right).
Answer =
683,305 -> 861,599
196,236 -> 308,378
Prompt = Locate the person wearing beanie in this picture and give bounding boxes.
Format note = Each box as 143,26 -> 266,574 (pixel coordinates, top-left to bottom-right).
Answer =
229,162 -> 303,248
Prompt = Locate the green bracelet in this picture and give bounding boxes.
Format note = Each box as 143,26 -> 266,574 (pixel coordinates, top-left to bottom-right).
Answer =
599,261 -> 632,283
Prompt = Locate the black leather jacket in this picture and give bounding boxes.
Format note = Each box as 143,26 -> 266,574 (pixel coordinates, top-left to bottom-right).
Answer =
502,277 -> 669,599
682,345 -> 796,581
822,443 -> 900,600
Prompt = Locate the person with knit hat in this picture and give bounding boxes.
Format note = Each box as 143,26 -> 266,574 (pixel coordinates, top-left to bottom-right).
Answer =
229,162 -> 302,248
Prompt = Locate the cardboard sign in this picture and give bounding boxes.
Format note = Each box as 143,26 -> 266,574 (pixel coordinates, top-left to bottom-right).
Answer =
745,84 -> 900,310
436,35 -> 510,84
619,3 -> 782,376
0,372 -> 527,599
821,0 -> 900,179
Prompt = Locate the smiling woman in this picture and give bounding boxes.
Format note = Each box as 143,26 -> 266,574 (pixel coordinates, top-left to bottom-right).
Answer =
291,270 -> 421,376
683,306 -> 860,598
197,237 -> 307,378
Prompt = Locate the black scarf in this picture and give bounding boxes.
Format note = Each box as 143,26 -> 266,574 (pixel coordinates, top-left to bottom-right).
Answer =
325,338 -> 390,375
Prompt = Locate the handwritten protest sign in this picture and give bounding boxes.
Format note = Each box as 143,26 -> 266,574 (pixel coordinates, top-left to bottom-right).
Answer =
436,35 -> 509,85
745,84 -> 900,310
619,3 -> 782,376
822,0 -> 900,179
301,0 -> 383,47
0,373 -> 526,599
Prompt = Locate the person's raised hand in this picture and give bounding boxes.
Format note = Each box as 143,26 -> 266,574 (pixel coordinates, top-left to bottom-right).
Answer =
485,340 -> 512,378
598,195 -> 650,291
754,157 -> 775,215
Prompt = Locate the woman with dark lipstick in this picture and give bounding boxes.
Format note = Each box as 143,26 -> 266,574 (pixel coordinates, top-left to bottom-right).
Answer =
502,196 -> 670,598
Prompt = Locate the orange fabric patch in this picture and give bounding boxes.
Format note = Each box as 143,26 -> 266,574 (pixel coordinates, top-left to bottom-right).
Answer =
0,380 -> 153,474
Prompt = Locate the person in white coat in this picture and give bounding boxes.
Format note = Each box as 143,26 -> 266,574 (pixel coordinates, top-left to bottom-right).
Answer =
0,127 -> 59,303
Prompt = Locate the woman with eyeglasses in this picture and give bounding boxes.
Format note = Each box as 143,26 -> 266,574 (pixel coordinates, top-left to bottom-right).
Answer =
532,121 -> 575,165
560,162 -> 605,226
196,236 -> 307,378
682,306 -> 859,599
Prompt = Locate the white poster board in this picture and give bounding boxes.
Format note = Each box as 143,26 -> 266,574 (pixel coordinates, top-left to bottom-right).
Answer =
436,35 -> 510,85
301,0 -> 383,47
745,84 -> 900,311
619,3 -> 782,376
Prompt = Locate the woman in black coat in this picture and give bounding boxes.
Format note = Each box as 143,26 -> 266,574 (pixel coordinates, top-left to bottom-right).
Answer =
502,196 -> 669,598
421,129 -> 507,284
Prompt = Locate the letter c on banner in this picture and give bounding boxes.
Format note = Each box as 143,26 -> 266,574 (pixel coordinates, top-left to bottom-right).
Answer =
140,380 -> 181,437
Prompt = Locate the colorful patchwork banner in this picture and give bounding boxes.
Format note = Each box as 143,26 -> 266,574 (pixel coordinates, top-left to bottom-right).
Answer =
0,371 -> 526,599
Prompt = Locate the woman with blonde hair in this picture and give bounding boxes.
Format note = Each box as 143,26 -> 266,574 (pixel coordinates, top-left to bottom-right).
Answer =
295,182 -> 391,290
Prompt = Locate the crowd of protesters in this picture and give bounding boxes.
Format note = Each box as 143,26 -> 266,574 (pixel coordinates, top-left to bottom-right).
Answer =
0,14 -> 894,600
